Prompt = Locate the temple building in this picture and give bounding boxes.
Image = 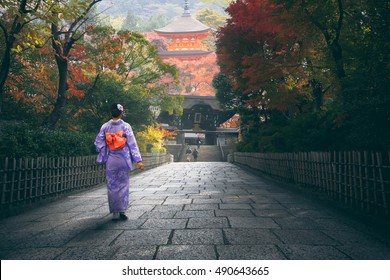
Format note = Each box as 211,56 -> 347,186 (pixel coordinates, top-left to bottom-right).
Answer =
154,0 -> 213,60
159,95 -> 237,146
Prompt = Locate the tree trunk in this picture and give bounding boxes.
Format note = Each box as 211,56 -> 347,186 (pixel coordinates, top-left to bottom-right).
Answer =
0,45 -> 12,115
44,0 -> 101,128
0,30 -> 18,115
0,2 -> 28,115
69,73 -> 100,119
330,41 -> 345,79
44,56 -> 68,129
303,0 -> 346,80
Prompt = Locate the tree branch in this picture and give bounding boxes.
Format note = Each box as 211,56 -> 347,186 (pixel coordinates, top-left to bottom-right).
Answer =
0,22 -> 8,40
335,0 -> 344,42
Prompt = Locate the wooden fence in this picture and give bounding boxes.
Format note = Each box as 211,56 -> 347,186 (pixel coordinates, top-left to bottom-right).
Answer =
0,153 -> 172,217
233,151 -> 390,217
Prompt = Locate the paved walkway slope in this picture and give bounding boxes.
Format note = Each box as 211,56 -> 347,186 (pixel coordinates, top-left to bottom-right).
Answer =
1,162 -> 389,260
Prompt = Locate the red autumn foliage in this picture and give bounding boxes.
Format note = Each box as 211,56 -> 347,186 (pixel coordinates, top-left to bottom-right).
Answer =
163,53 -> 219,96
216,0 -> 306,111
6,48 -> 58,113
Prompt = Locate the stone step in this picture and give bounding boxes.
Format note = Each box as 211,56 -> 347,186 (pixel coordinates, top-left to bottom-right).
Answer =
181,145 -> 222,162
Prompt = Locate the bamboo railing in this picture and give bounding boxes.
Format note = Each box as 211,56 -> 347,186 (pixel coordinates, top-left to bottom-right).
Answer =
0,153 -> 172,217
233,151 -> 390,217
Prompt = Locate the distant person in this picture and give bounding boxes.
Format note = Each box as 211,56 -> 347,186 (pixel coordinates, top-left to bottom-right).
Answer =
185,146 -> 192,162
94,103 -> 144,221
196,137 -> 202,149
192,148 -> 199,162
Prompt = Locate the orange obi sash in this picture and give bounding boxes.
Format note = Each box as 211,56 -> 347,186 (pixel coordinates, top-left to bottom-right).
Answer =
106,131 -> 126,150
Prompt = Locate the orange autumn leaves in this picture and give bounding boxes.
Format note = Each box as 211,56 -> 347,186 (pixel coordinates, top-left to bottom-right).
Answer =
163,53 -> 220,96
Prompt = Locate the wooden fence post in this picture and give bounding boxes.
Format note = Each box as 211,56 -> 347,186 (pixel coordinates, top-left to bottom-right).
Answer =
376,152 -> 388,215
1,158 -> 9,205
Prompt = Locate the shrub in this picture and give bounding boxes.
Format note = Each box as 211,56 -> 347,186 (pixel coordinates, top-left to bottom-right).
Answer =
0,122 -> 96,158
136,125 -> 167,153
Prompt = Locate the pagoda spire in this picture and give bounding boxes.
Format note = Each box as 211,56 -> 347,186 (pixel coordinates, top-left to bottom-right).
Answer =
183,0 -> 190,17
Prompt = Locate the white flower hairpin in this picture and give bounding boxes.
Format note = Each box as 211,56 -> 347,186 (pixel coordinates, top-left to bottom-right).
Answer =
117,104 -> 124,112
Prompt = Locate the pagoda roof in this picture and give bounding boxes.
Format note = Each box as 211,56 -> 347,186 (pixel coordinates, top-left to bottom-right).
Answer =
155,1 -> 211,34
158,50 -> 212,57
155,15 -> 211,34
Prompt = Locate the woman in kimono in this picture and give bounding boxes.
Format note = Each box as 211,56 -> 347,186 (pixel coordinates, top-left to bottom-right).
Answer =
94,103 -> 144,220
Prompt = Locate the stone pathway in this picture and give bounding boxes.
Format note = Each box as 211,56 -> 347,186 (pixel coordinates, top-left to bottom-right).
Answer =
1,162 -> 389,260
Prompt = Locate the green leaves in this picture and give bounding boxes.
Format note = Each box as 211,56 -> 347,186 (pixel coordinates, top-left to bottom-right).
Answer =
0,122 -> 95,158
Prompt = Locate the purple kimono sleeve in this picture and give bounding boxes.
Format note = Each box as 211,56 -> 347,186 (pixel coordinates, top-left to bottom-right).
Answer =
124,124 -> 142,164
94,124 -> 108,164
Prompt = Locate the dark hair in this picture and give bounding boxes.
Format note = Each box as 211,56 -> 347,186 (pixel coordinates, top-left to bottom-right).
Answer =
110,103 -> 124,118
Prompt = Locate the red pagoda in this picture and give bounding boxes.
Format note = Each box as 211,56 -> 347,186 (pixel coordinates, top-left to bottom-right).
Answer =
154,0 -> 213,60
152,1 -> 238,146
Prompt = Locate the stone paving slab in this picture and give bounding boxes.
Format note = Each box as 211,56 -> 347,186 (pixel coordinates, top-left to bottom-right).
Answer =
110,245 -> 157,260
229,217 -> 280,229
1,248 -> 67,260
112,229 -> 171,246
156,245 -> 217,260
278,244 -> 350,260
171,229 -> 224,245
217,245 -> 286,260
1,162 -> 390,260
56,246 -> 117,260
223,228 -> 281,245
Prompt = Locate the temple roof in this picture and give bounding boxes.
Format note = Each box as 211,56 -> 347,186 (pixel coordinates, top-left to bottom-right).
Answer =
155,16 -> 211,34
158,50 -> 212,57
183,95 -> 220,110
154,1 -> 211,34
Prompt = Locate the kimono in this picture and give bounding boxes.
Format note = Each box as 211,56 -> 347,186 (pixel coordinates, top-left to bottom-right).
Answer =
94,119 -> 142,213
